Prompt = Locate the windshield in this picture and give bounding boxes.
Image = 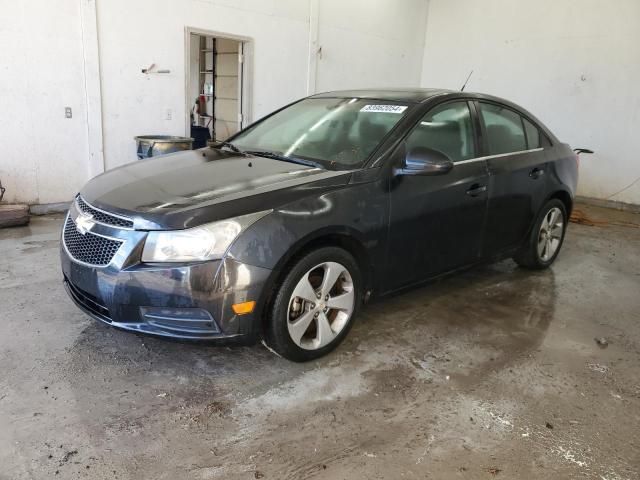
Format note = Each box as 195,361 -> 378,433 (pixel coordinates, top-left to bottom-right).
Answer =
230,98 -> 412,170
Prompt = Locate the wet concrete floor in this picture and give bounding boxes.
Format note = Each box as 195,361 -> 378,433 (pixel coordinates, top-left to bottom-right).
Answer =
1,203 -> 639,479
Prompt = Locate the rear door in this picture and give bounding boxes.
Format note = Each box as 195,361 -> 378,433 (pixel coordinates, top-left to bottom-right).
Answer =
477,101 -> 548,257
385,100 -> 489,291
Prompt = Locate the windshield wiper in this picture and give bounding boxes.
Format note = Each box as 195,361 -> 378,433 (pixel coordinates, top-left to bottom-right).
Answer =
244,150 -> 323,169
211,141 -> 242,153
210,143 -> 323,168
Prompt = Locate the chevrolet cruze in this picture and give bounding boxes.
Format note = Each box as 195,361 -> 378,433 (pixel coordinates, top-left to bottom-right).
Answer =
61,89 -> 578,361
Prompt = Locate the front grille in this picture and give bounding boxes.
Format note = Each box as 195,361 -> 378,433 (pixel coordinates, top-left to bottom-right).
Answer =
63,216 -> 123,266
76,195 -> 134,229
65,277 -> 111,321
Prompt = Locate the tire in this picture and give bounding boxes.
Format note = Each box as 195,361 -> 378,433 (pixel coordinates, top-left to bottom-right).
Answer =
514,199 -> 568,269
264,246 -> 362,362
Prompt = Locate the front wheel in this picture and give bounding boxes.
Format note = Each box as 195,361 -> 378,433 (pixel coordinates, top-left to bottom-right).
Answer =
514,199 -> 568,269
264,247 -> 362,361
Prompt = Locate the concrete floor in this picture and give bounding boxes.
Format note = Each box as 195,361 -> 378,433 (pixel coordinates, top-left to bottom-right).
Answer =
1,203 -> 639,479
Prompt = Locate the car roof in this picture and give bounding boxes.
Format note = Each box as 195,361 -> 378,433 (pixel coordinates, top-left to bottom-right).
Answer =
309,88 -> 455,103
308,88 -> 558,142
310,88 -> 523,107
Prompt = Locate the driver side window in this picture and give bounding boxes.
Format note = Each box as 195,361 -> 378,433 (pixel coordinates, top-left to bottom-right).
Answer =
405,101 -> 476,162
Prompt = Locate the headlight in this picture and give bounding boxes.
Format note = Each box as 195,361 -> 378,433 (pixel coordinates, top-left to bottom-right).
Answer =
141,210 -> 270,262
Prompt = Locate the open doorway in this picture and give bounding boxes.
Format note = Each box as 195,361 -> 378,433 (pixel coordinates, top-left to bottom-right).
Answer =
185,29 -> 251,148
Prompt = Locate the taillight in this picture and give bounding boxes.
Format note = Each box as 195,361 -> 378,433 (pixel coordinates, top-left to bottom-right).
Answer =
575,153 -> 580,168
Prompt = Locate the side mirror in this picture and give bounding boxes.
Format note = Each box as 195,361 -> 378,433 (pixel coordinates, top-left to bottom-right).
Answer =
396,147 -> 454,176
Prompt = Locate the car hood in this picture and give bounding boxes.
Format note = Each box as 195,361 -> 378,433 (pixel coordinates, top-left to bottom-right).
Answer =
81,149 -> 352,230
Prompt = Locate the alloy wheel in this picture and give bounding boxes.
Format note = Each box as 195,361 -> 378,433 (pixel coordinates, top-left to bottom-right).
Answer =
287,261 -> 355,350
538,207 -> 564,261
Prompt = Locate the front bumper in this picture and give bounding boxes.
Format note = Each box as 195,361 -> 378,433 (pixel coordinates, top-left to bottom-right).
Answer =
60,206 -> 272,341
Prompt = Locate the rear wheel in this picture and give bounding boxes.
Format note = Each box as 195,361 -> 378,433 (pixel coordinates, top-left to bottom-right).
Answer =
264,247 -> 362,361
514,199 -> 567,269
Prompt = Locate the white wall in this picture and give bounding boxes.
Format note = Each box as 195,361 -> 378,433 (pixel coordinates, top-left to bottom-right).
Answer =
3,0 -> 640,207
97,0 -> 429,170
421,0 -> 640,206
96,0 -> 311,170
315,0 -> 428,91
1,0 -> 429,204
0,0 -> 95,205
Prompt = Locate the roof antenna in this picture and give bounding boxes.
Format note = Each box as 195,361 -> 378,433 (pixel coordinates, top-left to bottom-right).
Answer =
460,70 -> 473,91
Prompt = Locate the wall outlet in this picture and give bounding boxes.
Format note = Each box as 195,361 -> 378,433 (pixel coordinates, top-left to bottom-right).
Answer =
165,108 -> 172,120
65,107 -> 72,118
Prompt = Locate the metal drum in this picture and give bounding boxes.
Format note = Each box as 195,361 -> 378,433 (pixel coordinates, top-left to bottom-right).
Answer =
134,136 -> 194,159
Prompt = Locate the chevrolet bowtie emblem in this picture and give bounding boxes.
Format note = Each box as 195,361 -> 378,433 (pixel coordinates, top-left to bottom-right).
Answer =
75,213 -> 95,235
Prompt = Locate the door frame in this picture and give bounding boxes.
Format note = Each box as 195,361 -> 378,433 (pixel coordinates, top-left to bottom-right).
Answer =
183,27 -> 254,139
472,99 -> 549,255
382,98 -> 490,293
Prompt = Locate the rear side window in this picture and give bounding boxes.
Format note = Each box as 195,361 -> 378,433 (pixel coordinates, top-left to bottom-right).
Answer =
405,101 -> 476,162
479,103 -> 527,155
523,118 -> 540,149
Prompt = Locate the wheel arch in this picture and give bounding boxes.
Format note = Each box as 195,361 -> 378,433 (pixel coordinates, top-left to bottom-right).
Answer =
255,227 -> 374,331
519,188 -> 573,255
548,189 -> 573,216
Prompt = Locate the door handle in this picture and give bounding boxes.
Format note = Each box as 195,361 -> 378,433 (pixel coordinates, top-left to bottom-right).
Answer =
529,167 -> 545,179
466,184 -> 487,197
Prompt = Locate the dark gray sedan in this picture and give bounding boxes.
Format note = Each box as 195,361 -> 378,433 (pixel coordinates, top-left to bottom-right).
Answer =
61,89 -> 578,361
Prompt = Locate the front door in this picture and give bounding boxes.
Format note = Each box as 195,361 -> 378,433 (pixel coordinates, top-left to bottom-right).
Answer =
385,100 -> 489,292
476,102 -> 549,257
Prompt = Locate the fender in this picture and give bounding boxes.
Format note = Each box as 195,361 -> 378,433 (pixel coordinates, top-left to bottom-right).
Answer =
227,179 -> 389,271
